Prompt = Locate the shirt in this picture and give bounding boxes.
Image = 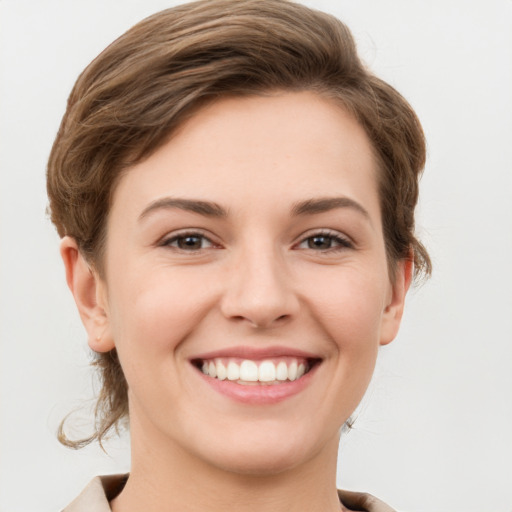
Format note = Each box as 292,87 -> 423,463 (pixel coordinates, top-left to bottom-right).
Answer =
62,474 -> 396,512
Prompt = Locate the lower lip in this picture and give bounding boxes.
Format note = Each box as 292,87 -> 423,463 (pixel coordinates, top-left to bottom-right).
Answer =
194,364 -> 319,405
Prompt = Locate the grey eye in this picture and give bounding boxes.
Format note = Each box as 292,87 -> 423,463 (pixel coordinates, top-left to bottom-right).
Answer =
180,236 -> 204,250
165,234 -> 213,251
307,235 -> 334,250
297,232 -> 353,251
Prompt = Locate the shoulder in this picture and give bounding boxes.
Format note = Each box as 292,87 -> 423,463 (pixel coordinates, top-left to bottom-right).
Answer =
338,489 -> 397,512
61,474 -> 128,512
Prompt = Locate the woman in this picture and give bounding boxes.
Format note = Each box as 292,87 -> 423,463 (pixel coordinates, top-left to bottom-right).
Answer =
47,0 -> 431,510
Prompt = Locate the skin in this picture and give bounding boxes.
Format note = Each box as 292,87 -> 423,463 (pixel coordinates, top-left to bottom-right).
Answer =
61,91 -> 412,512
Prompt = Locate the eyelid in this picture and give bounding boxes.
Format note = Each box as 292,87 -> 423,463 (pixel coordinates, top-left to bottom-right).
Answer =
294,229 -> 354,250
158,228 -> 220,250
157,228 -> 353,252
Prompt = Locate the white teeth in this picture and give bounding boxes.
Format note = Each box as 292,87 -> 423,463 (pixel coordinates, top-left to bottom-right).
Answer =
227,361 -> 240,381
276,361 -> 288,381
216,361 -> 227,380
239,360 -> 258,381
288,361 -> 298,381
199,358 -> 312,383
258,360 -> 276,382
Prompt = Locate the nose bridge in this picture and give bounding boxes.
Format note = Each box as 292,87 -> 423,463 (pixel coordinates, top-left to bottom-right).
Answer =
221,237 -> 298,328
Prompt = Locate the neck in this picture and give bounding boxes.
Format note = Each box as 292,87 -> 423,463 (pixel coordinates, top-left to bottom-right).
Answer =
111,416 -> 343,512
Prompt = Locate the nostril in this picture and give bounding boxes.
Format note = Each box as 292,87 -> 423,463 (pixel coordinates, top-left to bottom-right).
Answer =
249,313 -> 291,329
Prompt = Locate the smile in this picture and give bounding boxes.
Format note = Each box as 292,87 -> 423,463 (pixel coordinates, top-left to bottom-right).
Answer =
196,358 -> 313,385
191,347 -> 322,404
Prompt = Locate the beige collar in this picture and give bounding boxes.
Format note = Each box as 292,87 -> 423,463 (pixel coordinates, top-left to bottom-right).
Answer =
63,474 -> 396,512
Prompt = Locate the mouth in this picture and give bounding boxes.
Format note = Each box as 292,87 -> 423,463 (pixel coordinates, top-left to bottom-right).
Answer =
191,356 -> 322,386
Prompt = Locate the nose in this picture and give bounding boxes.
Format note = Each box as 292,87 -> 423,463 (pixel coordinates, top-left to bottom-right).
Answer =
220,245 -> 300,329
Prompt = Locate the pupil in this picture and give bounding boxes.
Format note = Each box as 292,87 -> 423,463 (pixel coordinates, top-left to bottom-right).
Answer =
309,236 -> 331,249
179,236 -> 202,250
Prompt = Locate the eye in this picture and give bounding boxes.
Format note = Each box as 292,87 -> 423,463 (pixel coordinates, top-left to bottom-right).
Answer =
296,231 -> 353,251
162,232 -> 215,251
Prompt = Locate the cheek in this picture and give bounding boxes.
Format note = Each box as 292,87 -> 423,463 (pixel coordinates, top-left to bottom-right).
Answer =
104,275 -> 202,410
305,268 -> 387,348
107,268 -> 217,356
304,268 -> 386,407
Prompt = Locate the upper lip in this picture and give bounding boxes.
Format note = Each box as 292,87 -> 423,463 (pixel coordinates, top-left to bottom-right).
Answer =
191,345 -> 322,361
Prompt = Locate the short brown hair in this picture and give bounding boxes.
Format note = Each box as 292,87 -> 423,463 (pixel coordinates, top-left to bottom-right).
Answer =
48,0 -> 431,448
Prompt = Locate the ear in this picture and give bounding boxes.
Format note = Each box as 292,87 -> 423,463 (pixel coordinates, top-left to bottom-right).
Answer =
60,236 -> 115,353
379,258 -> 413,346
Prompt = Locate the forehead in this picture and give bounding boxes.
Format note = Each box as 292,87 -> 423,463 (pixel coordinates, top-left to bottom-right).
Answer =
110,91 -> 380,221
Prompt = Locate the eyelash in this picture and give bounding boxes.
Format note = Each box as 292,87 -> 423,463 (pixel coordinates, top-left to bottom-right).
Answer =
160,230 -> 216,251
295,230 -> 354,252
160,229 -> 353,254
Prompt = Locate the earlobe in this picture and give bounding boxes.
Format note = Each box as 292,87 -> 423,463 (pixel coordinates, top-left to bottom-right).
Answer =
379,258 -> 413,346
60,236 -> 115,353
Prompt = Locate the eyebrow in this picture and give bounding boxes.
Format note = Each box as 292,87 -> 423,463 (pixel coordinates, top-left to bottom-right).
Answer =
138,195 -> 370,223
291,196 -> 371,221
138,198 -> 228,220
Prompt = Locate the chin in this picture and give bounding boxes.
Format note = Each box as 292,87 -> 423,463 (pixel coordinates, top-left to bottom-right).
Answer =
195,426 -> 327,476
209,448 -> 305,476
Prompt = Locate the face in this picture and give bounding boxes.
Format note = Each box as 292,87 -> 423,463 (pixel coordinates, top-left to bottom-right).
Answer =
65,91 -> 410,476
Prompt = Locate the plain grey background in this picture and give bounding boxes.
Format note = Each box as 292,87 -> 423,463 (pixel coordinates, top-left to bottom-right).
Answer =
1,1 -> 511,511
